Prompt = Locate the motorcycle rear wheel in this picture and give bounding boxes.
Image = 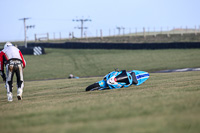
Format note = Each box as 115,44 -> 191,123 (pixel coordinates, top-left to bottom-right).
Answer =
85,83 -> 100,91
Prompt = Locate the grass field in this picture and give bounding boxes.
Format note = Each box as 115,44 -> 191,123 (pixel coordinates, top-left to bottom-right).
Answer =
0,48 -> 200,133
0,71 -> 199,133
23,48 -> 200,80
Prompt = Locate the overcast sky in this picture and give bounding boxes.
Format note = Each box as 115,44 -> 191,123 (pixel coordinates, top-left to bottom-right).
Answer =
0,0 -> 199,42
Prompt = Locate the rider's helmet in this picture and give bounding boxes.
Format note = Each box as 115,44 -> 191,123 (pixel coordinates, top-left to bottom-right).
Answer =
4,42 -> 13,49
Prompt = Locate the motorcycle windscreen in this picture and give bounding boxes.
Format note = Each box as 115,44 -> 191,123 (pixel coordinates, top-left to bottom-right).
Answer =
115,70 -> 130,85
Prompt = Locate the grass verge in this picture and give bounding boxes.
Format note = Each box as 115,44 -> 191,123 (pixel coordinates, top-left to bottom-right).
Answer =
0,71 -> 199,133
23,48 -> 200,80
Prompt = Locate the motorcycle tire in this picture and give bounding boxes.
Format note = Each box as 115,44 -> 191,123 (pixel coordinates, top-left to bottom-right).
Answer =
85,83 -> 100,91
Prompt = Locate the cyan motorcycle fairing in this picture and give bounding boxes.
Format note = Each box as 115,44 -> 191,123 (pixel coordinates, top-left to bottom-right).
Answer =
129,70 -> 150,86
100,70 -> 133,89
86,69 -> 149,91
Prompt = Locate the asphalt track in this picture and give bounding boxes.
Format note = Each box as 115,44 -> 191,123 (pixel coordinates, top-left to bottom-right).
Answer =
153,67 -> 200,73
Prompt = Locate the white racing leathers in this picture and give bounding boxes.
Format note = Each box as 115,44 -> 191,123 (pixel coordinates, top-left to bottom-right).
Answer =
0,46 -> 26,99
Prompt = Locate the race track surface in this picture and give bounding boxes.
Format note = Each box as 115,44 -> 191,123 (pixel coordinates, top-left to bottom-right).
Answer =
153,67 -> 200,73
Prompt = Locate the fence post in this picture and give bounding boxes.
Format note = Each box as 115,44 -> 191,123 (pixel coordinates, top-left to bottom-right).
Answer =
100,29 -> 103,39
53,32 -> 55,40
167,27 -> 170,37
135,28 -> 137,36
195,25 -> 197,35
59,32 -> 61,40
35,34 -> 37,42
47,33 -> 49,41
84,31 -> 87,39
199,25 -> 200,33
180,26 -> 183,36
185,26 -> 188,34
154,27 -> 156,37
69,32 -> 71,40
143,27 -> 146,38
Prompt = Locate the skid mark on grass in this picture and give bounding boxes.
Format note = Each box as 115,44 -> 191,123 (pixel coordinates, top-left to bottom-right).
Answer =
68,55 -> 79,70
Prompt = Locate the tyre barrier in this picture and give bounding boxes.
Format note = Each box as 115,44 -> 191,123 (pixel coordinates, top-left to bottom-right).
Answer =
27,42 -> 200,50
33,46 -> 43,55
18,46 -> 45,55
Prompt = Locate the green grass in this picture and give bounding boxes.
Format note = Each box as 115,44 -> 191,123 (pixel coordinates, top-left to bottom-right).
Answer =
23,48 -> 200,80
0,71 -> 200,133
0,48 -> 199,133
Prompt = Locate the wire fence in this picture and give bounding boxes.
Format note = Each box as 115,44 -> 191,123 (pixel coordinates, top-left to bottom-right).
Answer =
34,26 -> 200,41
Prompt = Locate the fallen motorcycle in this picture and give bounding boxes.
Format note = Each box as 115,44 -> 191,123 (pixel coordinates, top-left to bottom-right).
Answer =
85,69 -> 149,91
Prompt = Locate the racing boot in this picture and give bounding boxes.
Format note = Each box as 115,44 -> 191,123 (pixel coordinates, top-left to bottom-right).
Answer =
17,89 -> 23,100
7,92 -> 13,102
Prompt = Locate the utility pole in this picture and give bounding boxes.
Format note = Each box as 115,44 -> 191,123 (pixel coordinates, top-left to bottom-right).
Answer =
19,18 -> 30,48
116,27 -> 121,35
73,18 -> 92,38
122,27 -> 125,35
116,27 -> 125,35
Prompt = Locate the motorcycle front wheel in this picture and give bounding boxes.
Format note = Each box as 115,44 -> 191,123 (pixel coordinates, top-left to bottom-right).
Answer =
85,83 -> 100,91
